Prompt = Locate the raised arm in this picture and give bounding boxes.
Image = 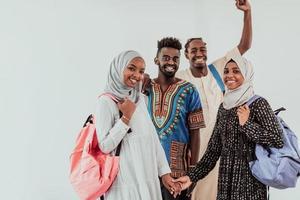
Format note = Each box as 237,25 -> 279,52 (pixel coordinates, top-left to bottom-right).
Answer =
236,0 -> 252,55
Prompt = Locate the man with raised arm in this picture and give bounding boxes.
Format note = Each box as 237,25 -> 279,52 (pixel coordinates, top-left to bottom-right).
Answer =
176,0 -> 252,199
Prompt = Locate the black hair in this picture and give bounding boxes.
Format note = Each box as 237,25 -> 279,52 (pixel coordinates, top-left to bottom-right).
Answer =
184,37 -> 206,53
156,37 -> 182,57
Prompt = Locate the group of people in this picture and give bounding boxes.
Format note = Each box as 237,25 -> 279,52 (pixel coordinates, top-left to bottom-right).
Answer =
94,0 -> 284,200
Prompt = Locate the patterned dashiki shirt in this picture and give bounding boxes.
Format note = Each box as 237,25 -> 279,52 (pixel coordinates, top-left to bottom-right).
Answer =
147,79 -> 205,177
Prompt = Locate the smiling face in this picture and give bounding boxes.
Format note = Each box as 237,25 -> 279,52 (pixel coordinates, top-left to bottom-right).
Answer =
155,47 -> 180,78
185,39 -> 207,69
123,57 -> 145,88
223,60 -> 245,90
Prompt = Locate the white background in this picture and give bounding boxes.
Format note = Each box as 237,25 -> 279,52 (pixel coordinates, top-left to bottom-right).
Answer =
0,0 -> 299,199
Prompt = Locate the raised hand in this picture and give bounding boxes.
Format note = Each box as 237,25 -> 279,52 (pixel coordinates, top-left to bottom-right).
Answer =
235,0 -> 251,12
173,175 -> 193,191
237,104 -> 250,126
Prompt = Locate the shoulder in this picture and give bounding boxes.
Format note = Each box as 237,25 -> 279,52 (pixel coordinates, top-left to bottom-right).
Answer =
97,94 -> 116,103
179,81 -> 201,103
250,96 -> 269,108
149,79 -> 158,88
249,96 -> 273,114
218,103 -> 228,114
215,103 -> 226,121
178,80 -> 198,93
95,94 -> 119,122
97,94 -> 118,110
176,68 -> 189,78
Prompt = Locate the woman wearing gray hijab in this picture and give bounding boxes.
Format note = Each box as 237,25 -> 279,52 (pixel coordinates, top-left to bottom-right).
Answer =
174,57 -> 284,200
95,50 -> 178,200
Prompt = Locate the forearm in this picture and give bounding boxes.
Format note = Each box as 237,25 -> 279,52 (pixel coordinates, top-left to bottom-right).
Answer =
239,120 -> 283,148
154,127 -> 171,176
187,128 -> 222,182
238,9 -> 252,55
98,119 -> 130,153
189,129 -> 200,166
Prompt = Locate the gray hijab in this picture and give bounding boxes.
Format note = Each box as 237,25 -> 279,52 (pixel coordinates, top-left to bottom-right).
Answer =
223,56 -> 255,110
104,50 -> 143,103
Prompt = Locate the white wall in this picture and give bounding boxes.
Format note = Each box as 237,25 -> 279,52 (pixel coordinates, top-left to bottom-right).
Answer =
0,0 -> 299,199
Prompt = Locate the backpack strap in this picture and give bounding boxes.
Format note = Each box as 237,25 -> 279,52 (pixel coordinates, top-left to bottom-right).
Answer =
100,92 -> 120,103
274,107 -> 286,115
246,95 -> 261,106
83,114 -> 94,127
208,64 -> 225,93
83,93 -> 118,127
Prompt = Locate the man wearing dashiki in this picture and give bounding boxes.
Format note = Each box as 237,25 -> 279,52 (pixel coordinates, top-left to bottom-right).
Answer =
146,37 -> 205,200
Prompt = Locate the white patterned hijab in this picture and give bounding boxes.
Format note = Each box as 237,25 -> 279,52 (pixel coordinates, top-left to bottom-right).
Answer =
223,56 -> 255,110
104,50 -> 143,103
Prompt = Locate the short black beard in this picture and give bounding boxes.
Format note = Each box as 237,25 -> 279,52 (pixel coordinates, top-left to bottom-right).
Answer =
159,64 -> 177,78
163,72 -> 175,78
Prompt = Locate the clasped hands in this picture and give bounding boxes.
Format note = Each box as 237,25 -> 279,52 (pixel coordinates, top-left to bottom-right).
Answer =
161,174 -> 193,198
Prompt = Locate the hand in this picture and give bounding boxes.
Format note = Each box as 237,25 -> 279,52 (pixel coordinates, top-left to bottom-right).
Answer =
172,175 -> 192,191
161,173 -> 180,197
117,97 -> 136,123
171,182 -> 182,198
235,0 -> 251,12
237,104 -> 250,126
141,73 -> 151,95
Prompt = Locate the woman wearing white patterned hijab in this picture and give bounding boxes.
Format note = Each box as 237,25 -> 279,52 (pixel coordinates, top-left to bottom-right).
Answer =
96,50 -> 175,200
104,50 -> 142,103
223,56 -> 255,110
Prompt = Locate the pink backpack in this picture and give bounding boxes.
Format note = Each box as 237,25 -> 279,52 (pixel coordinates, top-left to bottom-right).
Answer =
69,94 -> 121,200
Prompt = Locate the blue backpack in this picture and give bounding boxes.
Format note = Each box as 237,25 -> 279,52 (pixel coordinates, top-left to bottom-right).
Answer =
246,95 -> 300,189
